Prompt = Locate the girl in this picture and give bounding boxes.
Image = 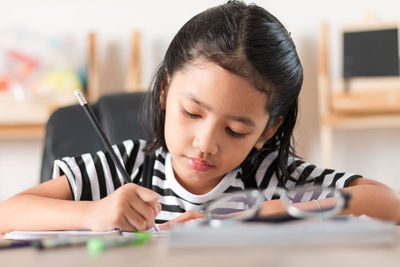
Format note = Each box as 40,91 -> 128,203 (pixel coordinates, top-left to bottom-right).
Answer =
1,0 -> 399,233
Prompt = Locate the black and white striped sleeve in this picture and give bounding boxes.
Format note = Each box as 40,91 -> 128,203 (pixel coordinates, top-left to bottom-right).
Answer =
51,139 -> 147,201
253,150 -> 362,192
282,157 -> 362,189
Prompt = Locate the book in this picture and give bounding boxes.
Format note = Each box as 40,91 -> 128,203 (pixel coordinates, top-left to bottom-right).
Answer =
167,217 -> 397,247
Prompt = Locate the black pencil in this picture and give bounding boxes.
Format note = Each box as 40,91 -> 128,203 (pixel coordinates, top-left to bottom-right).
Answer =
74,90 -> 131,184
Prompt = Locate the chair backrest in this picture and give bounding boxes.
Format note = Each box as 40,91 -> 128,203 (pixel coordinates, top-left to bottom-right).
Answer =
40,92 -> 148,183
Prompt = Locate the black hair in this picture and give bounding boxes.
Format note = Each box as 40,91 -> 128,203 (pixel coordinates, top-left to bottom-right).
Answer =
143,0 -> 303,186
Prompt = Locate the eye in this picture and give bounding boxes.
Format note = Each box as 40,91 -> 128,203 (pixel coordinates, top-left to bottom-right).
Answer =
226,127 -> 246,138
182,108 -> 200,119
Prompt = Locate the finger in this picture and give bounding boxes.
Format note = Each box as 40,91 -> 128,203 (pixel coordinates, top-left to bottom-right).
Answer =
152,202 -> 162,217
171,210 -> 205,224
119,184 -> 158,230
126,196 -> 155,231
133,186 -> 160,229
135,185 -> 160,204
115,214 -> 138,232
158,221 -> 172,231
123,205 -> 149,231
158,211 -> 205,231
131,202 -> 156,230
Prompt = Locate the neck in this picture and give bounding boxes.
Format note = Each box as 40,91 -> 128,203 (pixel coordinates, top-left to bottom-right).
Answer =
174,174 -> 223,195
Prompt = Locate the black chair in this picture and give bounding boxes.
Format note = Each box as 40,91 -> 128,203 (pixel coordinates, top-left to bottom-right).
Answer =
40,92 -> 149,183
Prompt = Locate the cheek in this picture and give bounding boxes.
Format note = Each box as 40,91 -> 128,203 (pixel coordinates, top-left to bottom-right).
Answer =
164,107 -> 190,148
166,107 -> 184,132
220,141 -> 255,168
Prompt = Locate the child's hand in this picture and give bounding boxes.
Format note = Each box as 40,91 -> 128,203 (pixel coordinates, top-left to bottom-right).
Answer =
85,183 -> 161,232
159,210 -> 204,230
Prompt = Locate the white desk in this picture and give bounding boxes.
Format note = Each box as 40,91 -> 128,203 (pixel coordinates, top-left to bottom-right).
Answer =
1,229 -> 400,267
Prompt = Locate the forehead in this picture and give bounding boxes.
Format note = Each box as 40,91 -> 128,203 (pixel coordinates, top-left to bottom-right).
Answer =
168,59 -> 269,119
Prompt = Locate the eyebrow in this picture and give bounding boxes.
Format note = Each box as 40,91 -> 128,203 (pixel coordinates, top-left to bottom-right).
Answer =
185,93 -> 256,127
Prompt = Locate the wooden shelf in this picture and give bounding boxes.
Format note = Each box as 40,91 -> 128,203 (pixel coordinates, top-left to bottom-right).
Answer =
0,124 -> 45,140
318,22 -> 400,167
0,93 -> 74,140
332,89 -> 400,115
321,113 -> 400,129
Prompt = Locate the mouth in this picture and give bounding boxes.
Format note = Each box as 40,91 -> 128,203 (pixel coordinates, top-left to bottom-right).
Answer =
185,156 -> 214,171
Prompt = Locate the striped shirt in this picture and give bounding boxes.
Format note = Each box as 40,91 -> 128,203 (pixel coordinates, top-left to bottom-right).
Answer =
52,139 -> 362,224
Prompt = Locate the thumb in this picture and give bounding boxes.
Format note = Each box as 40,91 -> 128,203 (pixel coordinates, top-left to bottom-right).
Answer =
135,185 -> 161,216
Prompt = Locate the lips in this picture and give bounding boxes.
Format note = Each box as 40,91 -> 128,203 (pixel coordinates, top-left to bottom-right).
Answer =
186,157 -> 214,171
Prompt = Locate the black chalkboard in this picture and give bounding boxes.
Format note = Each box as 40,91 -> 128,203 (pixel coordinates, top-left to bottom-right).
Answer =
343,28 -> 399,79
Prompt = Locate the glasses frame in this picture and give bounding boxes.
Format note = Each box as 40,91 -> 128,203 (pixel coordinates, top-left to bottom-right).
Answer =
278,187 -> 351,219
204,190 -> 265,222
203,186 -> 351,225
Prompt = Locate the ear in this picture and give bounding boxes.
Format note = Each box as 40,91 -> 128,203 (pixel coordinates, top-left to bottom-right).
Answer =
159,72 -> 171,110
254,117 -> 283,149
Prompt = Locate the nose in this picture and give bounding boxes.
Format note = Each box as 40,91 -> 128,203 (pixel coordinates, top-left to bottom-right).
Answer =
192,124 -> 219,156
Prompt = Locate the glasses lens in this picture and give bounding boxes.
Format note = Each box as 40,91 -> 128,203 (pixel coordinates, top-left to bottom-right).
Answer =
205,190 -> 263,221
283,186 -> 343,219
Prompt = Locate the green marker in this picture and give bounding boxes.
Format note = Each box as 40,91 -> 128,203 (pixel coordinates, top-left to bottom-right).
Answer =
87,232 -> 151,255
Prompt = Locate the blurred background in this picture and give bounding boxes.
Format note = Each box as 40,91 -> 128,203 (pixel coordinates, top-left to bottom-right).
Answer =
0,0 -> 400,201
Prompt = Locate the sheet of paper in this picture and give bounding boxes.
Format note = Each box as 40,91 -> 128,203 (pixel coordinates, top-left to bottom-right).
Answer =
4,230 -> 121,240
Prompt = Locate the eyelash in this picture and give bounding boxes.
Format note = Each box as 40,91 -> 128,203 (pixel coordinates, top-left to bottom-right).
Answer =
182,108 -> 247,139
226,128 -> 246,138
182,108 -> 200,119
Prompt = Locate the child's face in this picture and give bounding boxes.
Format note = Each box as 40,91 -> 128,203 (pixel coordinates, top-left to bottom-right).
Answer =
162,58 -> 274,195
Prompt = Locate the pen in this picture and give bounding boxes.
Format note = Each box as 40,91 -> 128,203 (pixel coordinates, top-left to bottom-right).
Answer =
74,90 -> 159,232
87,232 -> 151,255
0,240 -> 33,250
34,236 -> 91,250
74,90 -> 131,184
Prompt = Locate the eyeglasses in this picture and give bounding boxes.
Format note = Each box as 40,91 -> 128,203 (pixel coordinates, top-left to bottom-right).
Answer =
203,185 -> 351,226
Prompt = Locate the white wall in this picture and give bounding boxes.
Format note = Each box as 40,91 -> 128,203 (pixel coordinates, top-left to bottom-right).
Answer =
0,0 -> 399,201
0,140 -> 43,201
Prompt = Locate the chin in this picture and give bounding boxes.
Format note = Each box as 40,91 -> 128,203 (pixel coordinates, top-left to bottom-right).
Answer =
180,167 -> 217,182
184,170 -> 212,181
